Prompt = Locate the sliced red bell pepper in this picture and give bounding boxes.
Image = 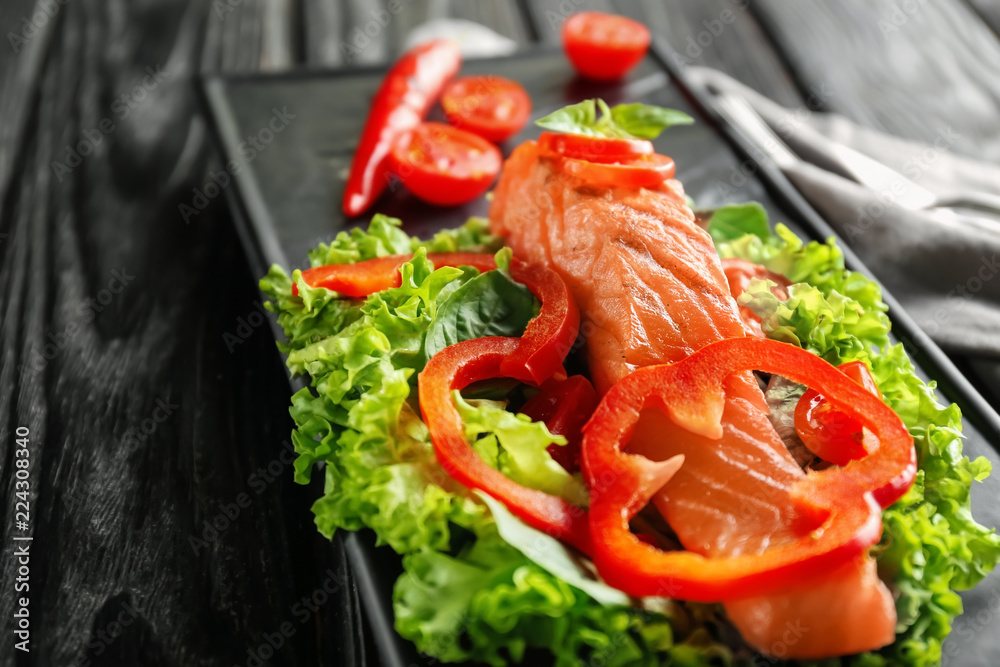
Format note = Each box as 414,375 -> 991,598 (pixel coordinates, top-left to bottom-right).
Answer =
418,336 -> 592,553
293,253 -> 495,297
796,360 -> 881,466
520,375 -> 598,473
582,337 -> 916,601
296,253 -> 579,386
342,39 -> 462,217
497,259 -> 580,386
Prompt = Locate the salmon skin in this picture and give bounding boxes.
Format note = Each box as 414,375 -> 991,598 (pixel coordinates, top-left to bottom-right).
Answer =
488,141 -> 896,659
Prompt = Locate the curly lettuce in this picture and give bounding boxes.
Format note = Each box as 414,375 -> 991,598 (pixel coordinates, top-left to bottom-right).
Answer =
262,215 -> 739,665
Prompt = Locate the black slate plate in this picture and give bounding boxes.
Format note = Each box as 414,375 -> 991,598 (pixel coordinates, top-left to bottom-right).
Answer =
199,45 -> 1000,666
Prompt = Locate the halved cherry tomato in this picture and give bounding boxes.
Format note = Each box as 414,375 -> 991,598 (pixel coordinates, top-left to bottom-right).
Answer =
389,122 -> 502,206
795,361 -> 882,466
442,76 -> 532,143
558,153 -> 675,189
538,131 -> 653,163
562,12 -> 651,80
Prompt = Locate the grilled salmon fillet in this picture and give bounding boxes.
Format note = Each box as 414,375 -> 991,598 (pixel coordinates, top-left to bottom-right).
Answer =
488,140 -> 896,658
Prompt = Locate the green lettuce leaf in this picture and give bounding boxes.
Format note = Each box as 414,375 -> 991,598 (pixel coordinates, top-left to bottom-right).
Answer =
456,395 -> 588,507
307,213 -> 501,268
260,218 -> 519,554
394,508 -> 734,667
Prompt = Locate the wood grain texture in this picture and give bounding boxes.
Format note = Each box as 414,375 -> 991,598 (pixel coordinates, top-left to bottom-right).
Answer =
303,0 -> 531,67
753,0 -> 1000,161
0,1 -> 360,666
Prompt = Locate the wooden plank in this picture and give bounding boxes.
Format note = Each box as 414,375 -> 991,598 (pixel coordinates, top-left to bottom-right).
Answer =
0,1 -> 359,665
302,0 -> 532,67
753,0 -> 1000,160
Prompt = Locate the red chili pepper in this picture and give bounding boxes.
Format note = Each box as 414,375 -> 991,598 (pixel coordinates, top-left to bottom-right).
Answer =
520,375 -> 598,473
418,336 -> 592,553
582,337 -> 916,601
296,253 -> 579,386
795,360 -> 882,466
341,39 -> 462,217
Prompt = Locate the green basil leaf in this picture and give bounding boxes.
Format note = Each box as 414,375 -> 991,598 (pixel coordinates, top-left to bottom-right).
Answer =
608,102 -> 694,139
422,269 -> 537,363
535,99 -> 693,140
707,202 -> 771,244
534,100 -> 600,136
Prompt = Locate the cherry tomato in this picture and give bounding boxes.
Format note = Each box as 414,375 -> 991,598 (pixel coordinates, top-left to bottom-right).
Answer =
795,361 -> 882,466
442,75 -> 532,143
389,122 -> 502,206
562,12 -> 651,80
538,131 -> 653,163
558,153 -> 675,189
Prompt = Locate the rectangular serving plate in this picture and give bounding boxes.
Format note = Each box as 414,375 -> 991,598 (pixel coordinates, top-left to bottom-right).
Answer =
199,44 -> 1000,666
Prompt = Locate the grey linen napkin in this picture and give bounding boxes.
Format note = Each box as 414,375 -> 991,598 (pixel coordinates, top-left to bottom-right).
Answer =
688,67 -> 1000,358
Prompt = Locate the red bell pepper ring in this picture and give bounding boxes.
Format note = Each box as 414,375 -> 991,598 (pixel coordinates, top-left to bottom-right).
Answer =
341,39 -> 462,217
582,337 -> 916,601
520,375 -> 599,473
796,360 -> 881,466
496,259 -> 579,386
296,253 -> 579,386
418,336 -> 592,553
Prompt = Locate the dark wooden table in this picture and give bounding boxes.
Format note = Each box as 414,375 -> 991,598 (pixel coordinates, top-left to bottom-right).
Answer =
2,1 -> 999,666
